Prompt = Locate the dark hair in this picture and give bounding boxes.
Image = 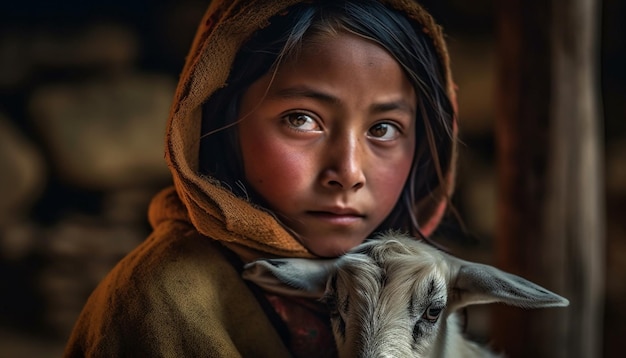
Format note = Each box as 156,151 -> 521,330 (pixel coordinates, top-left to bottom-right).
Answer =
199,0 -> 454,238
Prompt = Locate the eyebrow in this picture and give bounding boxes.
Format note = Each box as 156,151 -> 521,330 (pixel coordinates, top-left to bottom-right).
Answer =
370,101 -> 415,115
274,86 -> 341,106
274,85 -> 415,115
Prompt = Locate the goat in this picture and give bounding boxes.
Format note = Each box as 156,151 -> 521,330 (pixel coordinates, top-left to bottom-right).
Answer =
243,231 -> 569,357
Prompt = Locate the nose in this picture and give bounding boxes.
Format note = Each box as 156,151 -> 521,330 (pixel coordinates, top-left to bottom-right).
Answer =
321,135 -> 366,191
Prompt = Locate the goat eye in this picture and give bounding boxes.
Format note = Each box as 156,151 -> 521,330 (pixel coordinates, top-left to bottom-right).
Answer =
422,305 -> 443,323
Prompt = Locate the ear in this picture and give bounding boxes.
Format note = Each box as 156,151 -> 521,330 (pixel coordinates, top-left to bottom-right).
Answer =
447,256 -> 570,311
242,258 -> 337,299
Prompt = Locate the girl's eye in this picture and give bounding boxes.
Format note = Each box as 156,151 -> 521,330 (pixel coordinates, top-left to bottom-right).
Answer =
368,122 -> 401,141
283,112 -> 320,131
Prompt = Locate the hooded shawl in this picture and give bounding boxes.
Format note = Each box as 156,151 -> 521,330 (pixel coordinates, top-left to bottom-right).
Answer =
64,1 -> 458,357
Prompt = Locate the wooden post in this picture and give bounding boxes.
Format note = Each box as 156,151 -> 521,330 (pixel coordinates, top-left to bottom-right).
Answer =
493,0 -> 604,357
547,0 -> 605,356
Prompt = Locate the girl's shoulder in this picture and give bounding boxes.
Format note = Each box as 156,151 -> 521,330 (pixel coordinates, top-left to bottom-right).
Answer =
114,222 -> 243,297
65,223 -> 291,357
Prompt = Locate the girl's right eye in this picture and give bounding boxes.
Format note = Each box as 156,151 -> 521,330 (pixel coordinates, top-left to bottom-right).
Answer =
282,112 -> 321,132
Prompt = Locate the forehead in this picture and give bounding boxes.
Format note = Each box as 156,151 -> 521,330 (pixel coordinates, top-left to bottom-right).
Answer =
280,31 -> 401,74
337,239 -> 449,284
256,31 -> 417,111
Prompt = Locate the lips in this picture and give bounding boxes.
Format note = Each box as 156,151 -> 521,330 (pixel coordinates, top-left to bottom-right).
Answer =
307,208 -> 365,225
310,205 -> 363,215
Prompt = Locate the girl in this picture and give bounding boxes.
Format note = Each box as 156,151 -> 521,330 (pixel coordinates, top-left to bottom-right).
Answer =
65,0 -> 458,357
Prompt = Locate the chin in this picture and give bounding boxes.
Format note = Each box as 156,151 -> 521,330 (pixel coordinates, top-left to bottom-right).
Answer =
307,238 -> 364,258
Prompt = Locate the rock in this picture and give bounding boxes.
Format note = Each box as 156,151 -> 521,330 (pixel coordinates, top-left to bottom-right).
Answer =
0,114 -> 46,226
0,23 -> 138,88
29,73 -> 175,190
38,214 -> 146,337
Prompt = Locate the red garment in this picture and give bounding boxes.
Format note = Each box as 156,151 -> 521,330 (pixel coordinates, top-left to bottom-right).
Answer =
265,294 -> 338,358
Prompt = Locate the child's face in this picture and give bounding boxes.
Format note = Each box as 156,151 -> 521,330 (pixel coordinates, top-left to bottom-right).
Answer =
238,32 -> 416,257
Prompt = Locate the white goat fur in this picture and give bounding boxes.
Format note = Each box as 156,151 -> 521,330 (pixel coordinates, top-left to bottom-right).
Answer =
243,232 -> 569,357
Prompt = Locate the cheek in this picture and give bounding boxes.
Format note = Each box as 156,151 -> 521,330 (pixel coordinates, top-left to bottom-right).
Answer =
370,146 -> 415,212
374,165 -> 409,203
240,132 -> 311,202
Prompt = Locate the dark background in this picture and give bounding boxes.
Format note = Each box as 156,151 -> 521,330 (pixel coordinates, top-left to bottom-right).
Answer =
0,0 -> 623,356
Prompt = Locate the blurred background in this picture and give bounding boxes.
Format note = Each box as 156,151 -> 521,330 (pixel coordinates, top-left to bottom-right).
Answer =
0,0 -> 623,357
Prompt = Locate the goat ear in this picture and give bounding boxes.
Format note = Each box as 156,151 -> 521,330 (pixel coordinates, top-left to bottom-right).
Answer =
242,258 -> 337,299
448,257 -> 569,310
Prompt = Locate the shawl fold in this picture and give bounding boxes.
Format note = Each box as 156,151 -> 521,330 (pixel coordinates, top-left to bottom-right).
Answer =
65,187 -> 294,357
149,185 -> 314,259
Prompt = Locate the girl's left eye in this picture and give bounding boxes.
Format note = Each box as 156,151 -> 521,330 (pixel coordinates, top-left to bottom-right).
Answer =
283,112 -> 320,131
368,122 -> 401,141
